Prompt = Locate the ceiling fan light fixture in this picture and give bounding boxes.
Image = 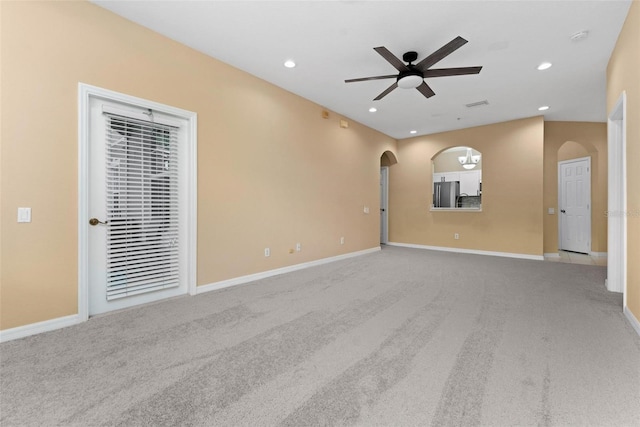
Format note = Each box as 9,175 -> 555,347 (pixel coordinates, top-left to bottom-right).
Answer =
397,74 -> 423,89
369,107 -> 377,113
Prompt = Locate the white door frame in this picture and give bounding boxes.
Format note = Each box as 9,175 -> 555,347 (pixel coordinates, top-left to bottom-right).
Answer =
380,166 -> 389,244
77,83 -> 198,321
607,91 -> 627,300
557,156 -> 591,254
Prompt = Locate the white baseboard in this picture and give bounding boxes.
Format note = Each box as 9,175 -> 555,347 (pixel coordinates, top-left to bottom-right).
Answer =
0,248 -> 381,342
197,247 -> 381,295
624,306 -> 640,337
590,252 -> 608,258
544,252 -> 560,258
0,314 -> 83,343
387,242 -> 544,261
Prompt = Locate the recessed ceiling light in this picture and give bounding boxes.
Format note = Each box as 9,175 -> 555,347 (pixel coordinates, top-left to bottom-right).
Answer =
410,130 -> 417,134
369,107 -> 377,113
537,62 -> 552,71
538,105 -> 550,111
283,60 -> 296,68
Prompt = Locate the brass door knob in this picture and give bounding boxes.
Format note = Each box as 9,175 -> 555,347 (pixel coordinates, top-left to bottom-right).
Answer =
89,218 -> 108,226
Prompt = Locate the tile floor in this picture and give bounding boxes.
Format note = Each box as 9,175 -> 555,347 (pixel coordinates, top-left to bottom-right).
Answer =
544,251 -> 607,266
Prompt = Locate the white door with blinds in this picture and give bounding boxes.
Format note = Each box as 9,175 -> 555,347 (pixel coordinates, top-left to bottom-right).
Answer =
88,98 -> 188,315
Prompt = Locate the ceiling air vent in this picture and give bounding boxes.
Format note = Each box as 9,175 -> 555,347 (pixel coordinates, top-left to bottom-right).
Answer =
465,100 -> 489,108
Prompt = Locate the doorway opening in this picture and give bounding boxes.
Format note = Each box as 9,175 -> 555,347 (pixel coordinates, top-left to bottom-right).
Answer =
380,151 -> 397,245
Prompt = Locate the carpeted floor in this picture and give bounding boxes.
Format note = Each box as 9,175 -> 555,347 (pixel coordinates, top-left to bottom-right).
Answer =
1,246 -> 639,426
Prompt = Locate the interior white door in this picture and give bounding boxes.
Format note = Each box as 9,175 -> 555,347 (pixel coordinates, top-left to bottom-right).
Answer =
88,98 -> 187,315
558,157 -> 591,254
380,167 -> 388,244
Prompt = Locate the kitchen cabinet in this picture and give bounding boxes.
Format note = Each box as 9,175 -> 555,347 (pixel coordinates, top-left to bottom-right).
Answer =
433,172 -> 460,184
459,170 -> 481,195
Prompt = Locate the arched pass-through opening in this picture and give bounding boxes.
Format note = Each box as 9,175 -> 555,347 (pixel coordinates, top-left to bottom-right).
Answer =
432,146 -> 482,209
380,150 -> 397,244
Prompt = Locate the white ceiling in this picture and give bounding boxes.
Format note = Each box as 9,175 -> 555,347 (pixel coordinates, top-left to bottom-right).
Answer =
92,0 -> 631,139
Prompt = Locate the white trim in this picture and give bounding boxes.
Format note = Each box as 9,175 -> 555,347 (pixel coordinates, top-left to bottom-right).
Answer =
197,247 -> 381,295
78,83 -> 197,316
544,252 -> 560,258
624,306 -> 640,337
590,252 -> 607,258
380,166 -> 389,245
607,91 -> 627,299
0,315 -> 83,343
2,248 -> 379,341
387,242 -> 544,261
558,156 -> 591,254
187,111 -> 198,296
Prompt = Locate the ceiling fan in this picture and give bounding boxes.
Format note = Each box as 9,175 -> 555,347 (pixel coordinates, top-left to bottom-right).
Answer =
345,36 -> 482,101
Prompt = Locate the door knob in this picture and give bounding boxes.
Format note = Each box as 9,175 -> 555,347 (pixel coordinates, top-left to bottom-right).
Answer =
560,209 -> 566,214
89,218 -> 108,226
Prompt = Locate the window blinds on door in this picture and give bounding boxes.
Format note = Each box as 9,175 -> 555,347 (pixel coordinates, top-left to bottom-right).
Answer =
104,112 -> 180,300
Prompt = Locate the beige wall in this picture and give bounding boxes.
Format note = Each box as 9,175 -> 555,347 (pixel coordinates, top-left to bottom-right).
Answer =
389,116 -> 544,256
607,0 -> 640,320
0,1 -> 397,330
543,122 -> 608,254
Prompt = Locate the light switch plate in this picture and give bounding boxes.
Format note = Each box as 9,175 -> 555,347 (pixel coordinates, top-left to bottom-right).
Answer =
18,207 -> 31,223
548,208 -> 555,215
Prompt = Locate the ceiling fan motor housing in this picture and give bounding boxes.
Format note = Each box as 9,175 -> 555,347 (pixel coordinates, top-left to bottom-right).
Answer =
403,51 -> 418,63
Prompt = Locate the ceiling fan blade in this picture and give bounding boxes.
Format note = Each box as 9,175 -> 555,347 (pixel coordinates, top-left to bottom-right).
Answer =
415,36 -> 468,72
416,81 -> 436,98
373,47 -> 409,72
374,82 -> 398,101
423,66 -> 482,78
345,74 -> 398,83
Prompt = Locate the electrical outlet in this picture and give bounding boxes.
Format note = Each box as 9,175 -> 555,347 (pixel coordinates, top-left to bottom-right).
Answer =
363,206 -> 370,214
264,248 -> 270,257
296,243 -> 301,252
454,233 -> 460,240
340,236 -> 345,245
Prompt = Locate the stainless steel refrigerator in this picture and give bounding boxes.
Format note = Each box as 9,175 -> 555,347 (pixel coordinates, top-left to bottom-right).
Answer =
433,181 -> 460,208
